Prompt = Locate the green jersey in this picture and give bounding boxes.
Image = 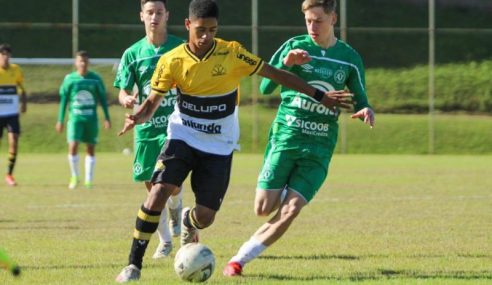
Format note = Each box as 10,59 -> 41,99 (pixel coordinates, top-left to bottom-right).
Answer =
114,35 -> 183,142
260,35 -> 370,149
58,71 -> 110,123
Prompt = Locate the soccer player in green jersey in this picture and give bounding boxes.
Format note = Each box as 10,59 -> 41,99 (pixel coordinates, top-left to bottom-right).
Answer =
113,0 -> 184,264
56,51 -> 111,190
223,0 -> 375,276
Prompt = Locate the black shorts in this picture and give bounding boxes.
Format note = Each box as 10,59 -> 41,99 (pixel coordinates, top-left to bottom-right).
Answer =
151,139 -> 233,211
0,115 -> 20,138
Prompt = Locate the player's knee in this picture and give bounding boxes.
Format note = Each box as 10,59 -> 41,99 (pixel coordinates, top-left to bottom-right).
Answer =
280,203 -> 302,221
254,203 -> 273,217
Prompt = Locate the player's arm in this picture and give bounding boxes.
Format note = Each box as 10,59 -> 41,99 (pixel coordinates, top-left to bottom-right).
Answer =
56,79 -> 68,133
98,79 -> 111,129
257,63 -> 353,109
118,89 -> 138,109
346,53 -> 375,128
118,91 -> 162,136
17,68 -> 27,113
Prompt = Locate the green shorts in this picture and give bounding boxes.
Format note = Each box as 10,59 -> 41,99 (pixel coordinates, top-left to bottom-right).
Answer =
67,119 -> 99,145
133,136 -> 166,182
257,140 -> 334,202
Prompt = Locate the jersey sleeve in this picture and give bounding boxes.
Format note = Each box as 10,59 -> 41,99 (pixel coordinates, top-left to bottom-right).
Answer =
232,43 -> 264,77
347,52 -> 371,112
259,40 -> 293,95
57,76 -> 69,123
97,76 -> 110,121
113,50 -> 135,91
150,55 -> 174,96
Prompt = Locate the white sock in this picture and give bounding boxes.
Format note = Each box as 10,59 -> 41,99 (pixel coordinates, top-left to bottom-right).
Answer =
167,186 -> 183,209
85,155 -> 96,183
68,154 -> 80,178
157,206 -> 172,244
230,237 -> 267,266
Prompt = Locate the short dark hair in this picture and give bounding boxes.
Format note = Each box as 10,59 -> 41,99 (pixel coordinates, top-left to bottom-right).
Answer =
189,0 -> 219,19
302,0 -> 337,14
141,0 -> 167,9
76,50 -> 89,58
0,44 -> 12,54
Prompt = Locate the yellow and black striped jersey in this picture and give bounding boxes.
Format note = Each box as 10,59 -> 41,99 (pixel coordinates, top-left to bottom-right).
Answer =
150,38 -> 264,155
0,64 -> 24,116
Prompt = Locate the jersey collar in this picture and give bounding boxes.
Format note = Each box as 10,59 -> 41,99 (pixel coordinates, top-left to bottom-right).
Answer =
184,39 -> 217,62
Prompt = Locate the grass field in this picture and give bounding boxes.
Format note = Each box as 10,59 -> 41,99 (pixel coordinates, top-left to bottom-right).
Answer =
0,153 -> 490,284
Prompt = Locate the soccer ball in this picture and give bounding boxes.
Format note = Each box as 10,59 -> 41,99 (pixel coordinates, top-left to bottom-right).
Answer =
174,243 -> 215,282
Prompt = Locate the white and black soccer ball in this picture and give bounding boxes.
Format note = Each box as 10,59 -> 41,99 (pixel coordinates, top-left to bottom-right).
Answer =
174,243 -> 215,282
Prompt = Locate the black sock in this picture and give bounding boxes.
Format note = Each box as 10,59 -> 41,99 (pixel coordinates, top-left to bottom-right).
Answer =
128,205 -> 161,269
7,152 -> 16,175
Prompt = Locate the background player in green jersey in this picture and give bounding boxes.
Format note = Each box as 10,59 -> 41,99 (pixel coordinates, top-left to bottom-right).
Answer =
113,0 -> 184,264
56,51 -> 111,190
224,0 -> 375,276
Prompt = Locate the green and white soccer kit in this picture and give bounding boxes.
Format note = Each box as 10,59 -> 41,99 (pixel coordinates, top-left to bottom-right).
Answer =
58,71 -> 110,145
258,35 -> 371,202
114,35 -> 183,182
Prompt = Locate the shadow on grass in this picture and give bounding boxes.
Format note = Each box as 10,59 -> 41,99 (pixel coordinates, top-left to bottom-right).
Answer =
250,269 -> 492,281
259,253 -> 492,260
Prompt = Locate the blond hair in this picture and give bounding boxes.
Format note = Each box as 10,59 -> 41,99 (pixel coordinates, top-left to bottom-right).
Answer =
302,0 -> 337,13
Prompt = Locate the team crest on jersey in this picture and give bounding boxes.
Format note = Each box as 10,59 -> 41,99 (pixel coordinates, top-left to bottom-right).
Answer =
134,163 -> 143,175
334,68 -> 346,84
211,64 -> 226,76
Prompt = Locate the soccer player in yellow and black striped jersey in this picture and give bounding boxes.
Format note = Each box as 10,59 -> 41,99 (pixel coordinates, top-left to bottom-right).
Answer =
0,44 -> 27,187
116,0 -> 354,282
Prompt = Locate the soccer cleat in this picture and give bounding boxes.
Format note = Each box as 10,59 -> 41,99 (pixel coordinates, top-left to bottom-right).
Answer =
223,261 -> 243,277
115,264 -> 140,283
84,181 -> 93,189
180,207 -> 199,247
68,176 -> 78,190
152,242 -> 173,259
169,201 -> 182,237
5,175 -> 17,186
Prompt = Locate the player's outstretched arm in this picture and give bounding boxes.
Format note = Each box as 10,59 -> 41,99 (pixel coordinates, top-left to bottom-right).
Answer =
118,91 -> 163,136
351,107 -> 375,128
257,63 -> 353,109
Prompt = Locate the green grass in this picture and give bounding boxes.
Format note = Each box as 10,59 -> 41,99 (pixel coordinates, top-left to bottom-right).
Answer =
0,154 -> 490,284
7,103 -> 492,154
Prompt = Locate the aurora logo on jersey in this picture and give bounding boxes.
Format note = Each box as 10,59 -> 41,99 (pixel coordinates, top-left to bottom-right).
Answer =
285,114 -> 329,137
290,96 -> 338,116
182,119 -> 222,134
211,64 -> 226,77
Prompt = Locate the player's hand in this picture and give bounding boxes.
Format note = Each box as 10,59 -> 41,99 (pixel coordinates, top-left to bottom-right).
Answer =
351,107 -> 375,128
320,90 -> 354,109
20,103 -> 27,113
55,122 -> 64,133
118,113 -> 137,136
103,120 -> 111,130
283,49 -> 312,67
121,93 -> 138,109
